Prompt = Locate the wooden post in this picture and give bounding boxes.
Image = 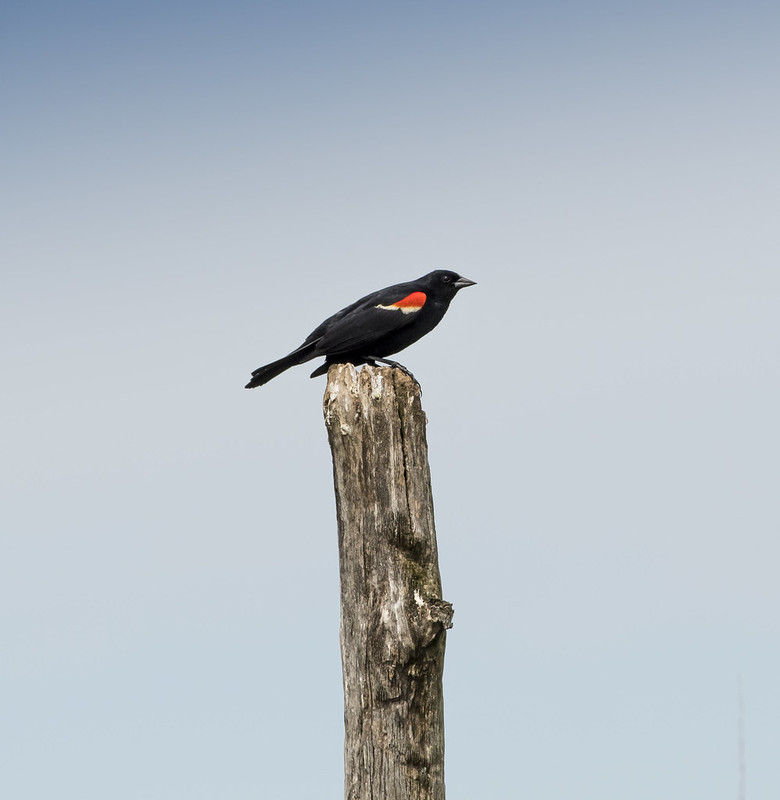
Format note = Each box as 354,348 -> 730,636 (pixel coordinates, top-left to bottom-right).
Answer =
323,364 -> 453,800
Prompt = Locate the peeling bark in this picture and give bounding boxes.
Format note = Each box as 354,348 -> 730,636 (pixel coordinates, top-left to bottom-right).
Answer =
324,364 -> 453,800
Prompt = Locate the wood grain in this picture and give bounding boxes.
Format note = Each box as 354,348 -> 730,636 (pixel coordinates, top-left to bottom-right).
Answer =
324,364 -> 453,800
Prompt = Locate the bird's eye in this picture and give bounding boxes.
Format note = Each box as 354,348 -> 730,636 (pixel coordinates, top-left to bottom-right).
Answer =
441,274 -> 452,283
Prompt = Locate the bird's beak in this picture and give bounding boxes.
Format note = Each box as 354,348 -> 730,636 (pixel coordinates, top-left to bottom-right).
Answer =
454,276 -> 477,289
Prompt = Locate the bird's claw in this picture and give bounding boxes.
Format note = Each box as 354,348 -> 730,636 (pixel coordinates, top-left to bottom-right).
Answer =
364,356 -> 419,387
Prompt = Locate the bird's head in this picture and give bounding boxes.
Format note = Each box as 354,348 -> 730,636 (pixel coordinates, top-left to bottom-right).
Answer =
423,269 -> 477,296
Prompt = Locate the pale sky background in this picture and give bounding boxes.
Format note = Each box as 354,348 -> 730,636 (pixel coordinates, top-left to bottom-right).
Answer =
2,2 -> 779,798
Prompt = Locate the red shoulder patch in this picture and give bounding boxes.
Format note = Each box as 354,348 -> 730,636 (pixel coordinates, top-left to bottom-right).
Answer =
376,291 -> 427,314
391,291 -> 427,309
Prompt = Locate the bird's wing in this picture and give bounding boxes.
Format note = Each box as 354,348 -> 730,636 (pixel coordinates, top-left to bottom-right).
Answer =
302,285 -> 428,355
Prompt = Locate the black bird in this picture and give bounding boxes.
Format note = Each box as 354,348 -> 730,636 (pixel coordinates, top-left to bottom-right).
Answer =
245,269 -> 476,388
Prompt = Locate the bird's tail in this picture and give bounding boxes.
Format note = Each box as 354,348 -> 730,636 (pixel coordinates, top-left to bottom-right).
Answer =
244,342 -> 318,388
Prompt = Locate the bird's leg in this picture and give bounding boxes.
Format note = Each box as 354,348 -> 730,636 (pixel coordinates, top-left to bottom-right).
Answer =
363,356 -> 417,382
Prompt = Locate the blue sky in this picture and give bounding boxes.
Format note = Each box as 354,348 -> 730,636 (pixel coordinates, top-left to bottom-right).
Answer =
2,2 -> 779,798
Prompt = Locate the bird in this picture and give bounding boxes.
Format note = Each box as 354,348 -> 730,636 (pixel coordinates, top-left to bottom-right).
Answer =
244,269 -> 476,388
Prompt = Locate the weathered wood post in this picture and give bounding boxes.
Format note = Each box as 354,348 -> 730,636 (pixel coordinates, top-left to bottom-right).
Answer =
323,364 -> 454,800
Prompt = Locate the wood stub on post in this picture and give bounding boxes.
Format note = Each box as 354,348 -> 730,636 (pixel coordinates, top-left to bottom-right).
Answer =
324,364 -> 453,800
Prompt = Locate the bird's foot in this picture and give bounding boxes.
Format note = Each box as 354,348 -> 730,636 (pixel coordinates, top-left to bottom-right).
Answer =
364,356 -> 418,384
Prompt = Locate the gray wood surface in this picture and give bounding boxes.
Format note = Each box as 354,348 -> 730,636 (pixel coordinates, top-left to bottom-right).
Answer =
324,364 -> 453,800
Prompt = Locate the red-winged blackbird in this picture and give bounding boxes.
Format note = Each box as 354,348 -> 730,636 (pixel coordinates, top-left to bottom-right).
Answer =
245,270 -> 476,388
